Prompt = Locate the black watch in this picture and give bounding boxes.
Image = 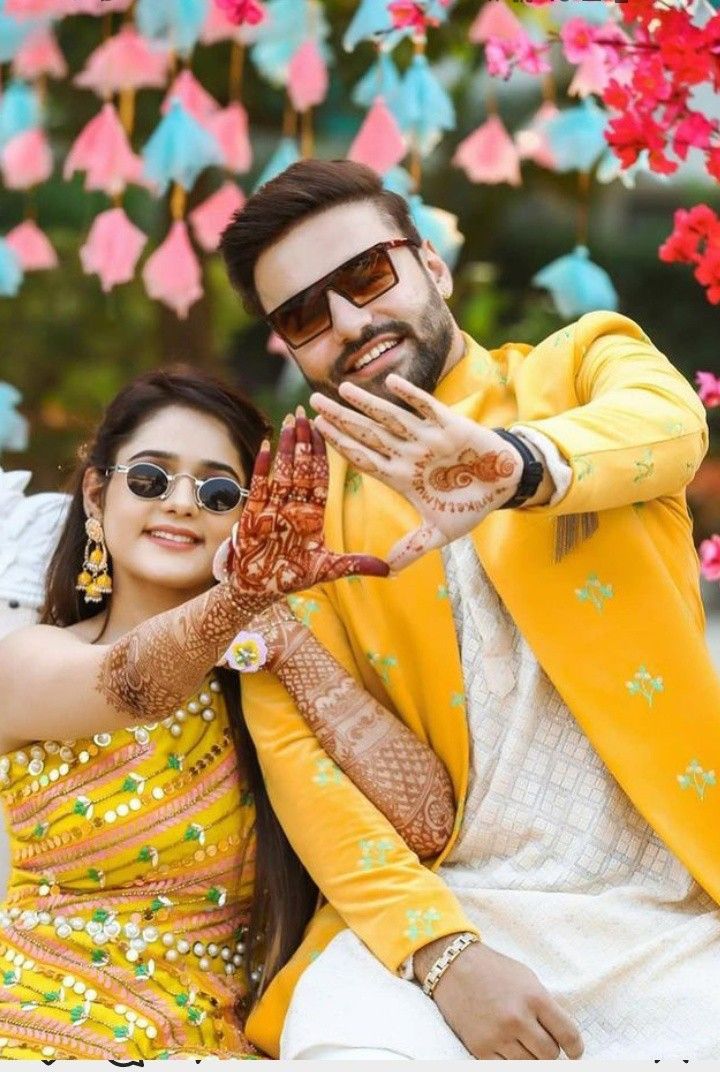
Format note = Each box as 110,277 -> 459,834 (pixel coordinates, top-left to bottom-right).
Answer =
493,428 -> 544,509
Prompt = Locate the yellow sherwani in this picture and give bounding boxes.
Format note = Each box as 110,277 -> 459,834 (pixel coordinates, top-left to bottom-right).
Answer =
242,311 -> 717,1057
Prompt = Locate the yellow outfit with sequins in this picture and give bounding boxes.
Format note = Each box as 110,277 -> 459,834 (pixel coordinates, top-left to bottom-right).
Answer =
241,311 -> 720,1057
0,675 -> 257,1060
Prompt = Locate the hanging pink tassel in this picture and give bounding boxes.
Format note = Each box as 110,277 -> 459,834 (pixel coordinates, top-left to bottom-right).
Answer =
205,102 -> 252,173
64,103 -> 143,196
348,98 -> 406,175
162,70 -> 220,123
59,0 -> 133,12
4,0 -> 68,15
5,220 -> 57,271
453,115 -> 522,186
568,49 -> 610,99
12,27 -> 67,80
1,129 -> 53,189
75,27 -> 169,97
142,220 -> 203,318
288,40 -> 329,113
469,0 -> 524,44
189,181 -> 245,252
515,102 -> 558,170
79,207 -> 147,293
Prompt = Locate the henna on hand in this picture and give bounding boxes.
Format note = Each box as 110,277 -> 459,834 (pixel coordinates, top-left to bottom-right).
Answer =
98,411 -> 389,723
245,602 -> 456,859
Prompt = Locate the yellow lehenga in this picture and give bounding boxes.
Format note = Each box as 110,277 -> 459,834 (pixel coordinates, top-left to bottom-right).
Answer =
0,674 -> 258,1059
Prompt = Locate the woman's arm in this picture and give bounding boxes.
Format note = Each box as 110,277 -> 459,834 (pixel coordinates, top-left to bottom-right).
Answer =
249,602 -> 455,859
0,420 -> 387,751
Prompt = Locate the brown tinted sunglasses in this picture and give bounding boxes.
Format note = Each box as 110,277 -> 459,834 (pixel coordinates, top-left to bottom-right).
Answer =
266,238 -> 419,348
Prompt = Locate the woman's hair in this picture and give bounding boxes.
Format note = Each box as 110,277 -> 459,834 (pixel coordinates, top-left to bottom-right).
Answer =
219,158 -> 422,317
41,366 -> 319,999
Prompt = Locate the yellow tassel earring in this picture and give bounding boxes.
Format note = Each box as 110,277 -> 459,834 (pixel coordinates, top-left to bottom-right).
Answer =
76,517 -> 113,604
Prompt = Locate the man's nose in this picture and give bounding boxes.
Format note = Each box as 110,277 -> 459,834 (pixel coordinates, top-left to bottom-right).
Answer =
327,289 -> 373,342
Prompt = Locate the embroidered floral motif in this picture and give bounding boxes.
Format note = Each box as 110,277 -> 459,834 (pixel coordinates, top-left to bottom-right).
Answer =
358,837 -> 393,870
633,448 -> 655,483
626,665 -> 664,706
574,455 -> 595,481
677,758 -> 716,801
450,692 -> 466,709
367,651 -> 398,687
663,419 -> 684,437
437,584 -> 449,600
344,468 -> 362,495
312,757 -> 343,786
575,573 -> 614,612
404,907 -> 442,941
552,328 -> 573,348
288,595 -> 320,628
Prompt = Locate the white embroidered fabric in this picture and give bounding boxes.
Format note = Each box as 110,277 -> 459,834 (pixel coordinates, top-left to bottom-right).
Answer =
281,536 -> 720,1061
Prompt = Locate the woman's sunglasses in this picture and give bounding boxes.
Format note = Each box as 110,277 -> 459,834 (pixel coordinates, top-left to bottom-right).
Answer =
266,238 -> 419,349
106,462 -> 249,514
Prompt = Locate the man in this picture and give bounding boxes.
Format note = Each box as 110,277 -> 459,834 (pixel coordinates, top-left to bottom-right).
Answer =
220,159 -> 720,1060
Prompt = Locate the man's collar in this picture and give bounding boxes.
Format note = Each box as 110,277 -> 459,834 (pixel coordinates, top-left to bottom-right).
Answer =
434,332 -> 493,406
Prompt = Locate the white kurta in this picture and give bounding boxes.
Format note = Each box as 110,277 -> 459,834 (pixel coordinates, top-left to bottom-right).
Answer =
281,536 -> 720,1060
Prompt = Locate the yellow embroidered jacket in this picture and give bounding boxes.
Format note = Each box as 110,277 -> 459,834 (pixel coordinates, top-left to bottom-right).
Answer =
242,311 -> 717,1056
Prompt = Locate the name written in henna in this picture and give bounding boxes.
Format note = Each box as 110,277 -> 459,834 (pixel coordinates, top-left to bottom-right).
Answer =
429,448 -> 516,492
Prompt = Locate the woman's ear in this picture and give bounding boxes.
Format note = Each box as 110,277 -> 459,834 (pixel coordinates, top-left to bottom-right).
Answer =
81,467 -> 105,520
420,239 -> 453,300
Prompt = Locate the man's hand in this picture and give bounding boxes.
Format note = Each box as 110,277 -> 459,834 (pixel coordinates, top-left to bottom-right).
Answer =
414,936 -> 584,1060
310,375 -> 524,571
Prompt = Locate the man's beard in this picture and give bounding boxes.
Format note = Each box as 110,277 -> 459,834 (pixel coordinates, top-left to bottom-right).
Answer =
302,283 -> 454,409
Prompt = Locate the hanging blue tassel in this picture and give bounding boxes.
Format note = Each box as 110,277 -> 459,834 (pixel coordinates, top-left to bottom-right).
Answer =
0,383 -> 28,453
142,100 -> 223,194
136,0 -> 208,57
251,0 -> 331,88
352,53 -> 403,116
344,0 -> 454,53
408,195 -> 464,269
0,4 -> 38,64
253,137 -> 300,191
0,80 -> 41,149
544,100 -> 608,174
532,245 -> 618,319
395,52 -> 455,157
382,166 -> 414,196
0,240 -> 23,298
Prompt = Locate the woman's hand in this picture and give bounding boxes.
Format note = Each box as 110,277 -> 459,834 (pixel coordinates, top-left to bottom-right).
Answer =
215,407 -> 388,595
310,376 -> 522,571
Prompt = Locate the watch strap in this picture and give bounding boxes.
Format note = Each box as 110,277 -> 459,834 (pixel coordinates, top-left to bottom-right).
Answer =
493,427 -> 544,509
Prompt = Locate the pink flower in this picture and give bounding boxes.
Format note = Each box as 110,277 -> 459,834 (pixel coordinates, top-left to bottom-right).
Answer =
0,129 -> 53,189
142,221 -> 203,319
694,246 -> 720,304
79,207 -> 147,293
213,0 -> 266,26
699,535 -> 720,582
63,103 -> 143,196
5,220 -> 57,271
561,18 -> 599,64
672,112 -> 716,161
485,38 -> 514,80
695,371 -> 720,408
453,115 -> 522,186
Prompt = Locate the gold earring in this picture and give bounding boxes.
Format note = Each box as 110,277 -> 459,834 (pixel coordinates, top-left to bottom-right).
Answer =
76,516 -> 112,604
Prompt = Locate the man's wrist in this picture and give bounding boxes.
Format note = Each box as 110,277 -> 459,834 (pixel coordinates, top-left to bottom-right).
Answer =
413,931 -> 467,983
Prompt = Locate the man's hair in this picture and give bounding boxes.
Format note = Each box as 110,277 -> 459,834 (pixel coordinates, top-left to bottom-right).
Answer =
219,159 -> 423,316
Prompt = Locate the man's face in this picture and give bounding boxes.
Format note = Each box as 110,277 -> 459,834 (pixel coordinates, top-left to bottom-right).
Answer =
254,201 -> 456,405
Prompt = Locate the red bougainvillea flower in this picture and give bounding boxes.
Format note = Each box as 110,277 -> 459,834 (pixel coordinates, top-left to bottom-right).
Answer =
694,245 -> 720,304
213,0 -> 265,27
659,205 -> 720,265
388,1 -> 449,32
696,371 -> 720,409
699,535 -> 720,582
672,112 -> 716,161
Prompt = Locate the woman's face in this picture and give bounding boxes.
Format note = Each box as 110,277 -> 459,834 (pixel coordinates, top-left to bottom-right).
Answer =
90,405 -> 248,599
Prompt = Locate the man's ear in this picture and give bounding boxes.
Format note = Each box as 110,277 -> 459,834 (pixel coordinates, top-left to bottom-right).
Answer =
420,239 -> 453,300
81,467 -> 105,520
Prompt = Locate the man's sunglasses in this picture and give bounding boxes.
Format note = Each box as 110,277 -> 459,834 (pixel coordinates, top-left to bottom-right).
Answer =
266,238 -> 420,348
106,462 -> 249,513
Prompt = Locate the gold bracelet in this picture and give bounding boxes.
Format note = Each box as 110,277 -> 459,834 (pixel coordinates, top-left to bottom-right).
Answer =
421,932 -> 479,999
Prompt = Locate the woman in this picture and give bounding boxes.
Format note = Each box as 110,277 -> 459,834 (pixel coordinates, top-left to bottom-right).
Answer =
0,368 -> 455,1060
